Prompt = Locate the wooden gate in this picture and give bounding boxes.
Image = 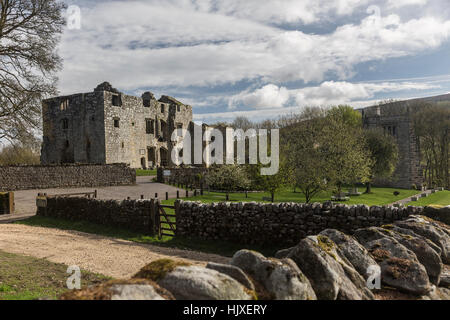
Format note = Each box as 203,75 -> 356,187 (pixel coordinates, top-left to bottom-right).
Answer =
156,201 -> 177,239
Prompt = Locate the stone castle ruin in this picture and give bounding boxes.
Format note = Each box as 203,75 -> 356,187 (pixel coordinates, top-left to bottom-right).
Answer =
361,93 -> 450,189
41,82 -> 193,168
41,81 -> 449,188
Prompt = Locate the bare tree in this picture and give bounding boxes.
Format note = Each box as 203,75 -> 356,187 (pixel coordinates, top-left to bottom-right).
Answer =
0,0 -> 66,144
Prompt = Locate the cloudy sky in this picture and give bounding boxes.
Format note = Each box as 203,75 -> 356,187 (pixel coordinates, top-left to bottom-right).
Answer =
60,0 -> 450,123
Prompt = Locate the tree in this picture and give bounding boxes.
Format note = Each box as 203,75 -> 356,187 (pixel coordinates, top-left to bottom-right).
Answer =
232,116 -> 254,131
282,115 -> 330,203
325,107 -> 371,195
205,165 -> 250,200
327,105 -> 362,129
0,144 -> 40,165
248,160 -> 288,202
363,128 -> 399,193
412,102 -> 450,188
282,106 -> 371,203
0,0 -> 66,143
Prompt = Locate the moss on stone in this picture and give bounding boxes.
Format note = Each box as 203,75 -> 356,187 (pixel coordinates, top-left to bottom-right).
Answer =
133,259 -> 191,282
243,287 -> 258,300
385,258 -> 412,280
370,248 -> 391,263
315,235 -> 338,260
60,278 -> 174,300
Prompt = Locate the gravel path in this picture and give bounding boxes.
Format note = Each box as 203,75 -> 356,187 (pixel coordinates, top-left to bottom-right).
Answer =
5,176 -> 184,219
0,224 -> 229,279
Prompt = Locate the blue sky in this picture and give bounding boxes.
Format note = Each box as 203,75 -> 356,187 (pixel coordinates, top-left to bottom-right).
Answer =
59,0 -> 450,123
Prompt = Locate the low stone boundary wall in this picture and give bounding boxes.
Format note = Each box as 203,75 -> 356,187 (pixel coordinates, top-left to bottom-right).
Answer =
0,163 -> 136,191
422,206 -> 450,225
176,201 -> 425,247
157,167 -> 208,187
37,197 -> 155,234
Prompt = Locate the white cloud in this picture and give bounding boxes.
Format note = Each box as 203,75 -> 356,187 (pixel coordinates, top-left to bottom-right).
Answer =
292,80 -> 437,106
230,84 -> 290,109
56,0 -> 450,125
58,0 -> 450,94
387,0 -> 428,9
228,80 -> 437,109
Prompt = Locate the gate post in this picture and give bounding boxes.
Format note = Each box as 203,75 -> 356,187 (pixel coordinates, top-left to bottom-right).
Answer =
174,200 -> 180,236
150,198 -> 156,236
8,192 -> 14,215
155,199 -> 161,239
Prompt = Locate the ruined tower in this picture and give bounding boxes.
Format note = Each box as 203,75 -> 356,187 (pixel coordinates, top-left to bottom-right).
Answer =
360,93 -> 450,189
41,82 -> 193,168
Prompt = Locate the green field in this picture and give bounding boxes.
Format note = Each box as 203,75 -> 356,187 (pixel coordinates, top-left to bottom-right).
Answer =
165,186 -> 419,207
0,250 -> 109,300
136,169 -> 157,176
407,190 -> 450,207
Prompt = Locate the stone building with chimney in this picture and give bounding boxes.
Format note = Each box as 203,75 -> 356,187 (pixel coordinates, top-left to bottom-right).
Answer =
41,82 -> 193,168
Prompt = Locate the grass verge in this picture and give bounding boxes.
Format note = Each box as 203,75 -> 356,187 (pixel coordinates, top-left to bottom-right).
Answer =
408,190 -> 450,207
136,169 -> 157,177
164,186 -> 418,206
0,250 -> 110,300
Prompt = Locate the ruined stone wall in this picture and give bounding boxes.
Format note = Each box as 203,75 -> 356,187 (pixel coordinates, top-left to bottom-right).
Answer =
361,103 -> 422,189
176,201 -> 422,246
0,164 -> 136,191
42,82 -> 193,169
41,91 -> 106,165
37,197 -> 154,234
103,91 -> 192,169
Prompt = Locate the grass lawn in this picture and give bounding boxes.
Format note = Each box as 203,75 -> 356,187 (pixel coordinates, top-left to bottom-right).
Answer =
408,190 -> 450,207
167,186 -> 419,206
136,169 -> 157,176
0,250 -> 110,300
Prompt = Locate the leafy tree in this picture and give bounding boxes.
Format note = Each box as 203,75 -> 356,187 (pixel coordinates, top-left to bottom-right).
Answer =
412,102 -> 450,188
248,160 -> 288,202
282,106 -> 371,203
0,0 -> 66,143
205,165 -> 250,200
363,128 -> 399,193
320,113 -> 371,195
327,105 -> 362,129
282,113 -> 330,203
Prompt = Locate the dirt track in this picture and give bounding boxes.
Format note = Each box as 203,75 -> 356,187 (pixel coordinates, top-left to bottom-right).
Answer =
0,224 -> 229,279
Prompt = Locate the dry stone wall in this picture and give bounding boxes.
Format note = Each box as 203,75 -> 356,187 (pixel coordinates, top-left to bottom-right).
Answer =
0,163 -> 136,191
176,201 -> 425,246
157,167 -> 208,187
37,197 -> 155,234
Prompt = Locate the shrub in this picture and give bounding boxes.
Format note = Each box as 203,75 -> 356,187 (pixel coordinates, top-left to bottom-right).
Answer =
206,165 -> 251,193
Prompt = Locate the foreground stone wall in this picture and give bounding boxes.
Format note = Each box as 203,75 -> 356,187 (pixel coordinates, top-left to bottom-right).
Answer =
176,201 -> 425,246
0,163 -> 136,191
37,197 -> 155,234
